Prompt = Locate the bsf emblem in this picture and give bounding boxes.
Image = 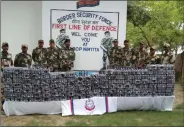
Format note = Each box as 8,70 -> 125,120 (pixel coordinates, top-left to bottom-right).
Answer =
85,99 -> 95,111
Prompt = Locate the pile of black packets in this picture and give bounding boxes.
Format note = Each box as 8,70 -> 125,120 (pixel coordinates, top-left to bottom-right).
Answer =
3,64 -> 175,102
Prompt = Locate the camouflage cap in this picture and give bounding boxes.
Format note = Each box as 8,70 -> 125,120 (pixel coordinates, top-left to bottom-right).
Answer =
21,44 -> 28,48
2,42 -> 9,47
124,40 -> 129,43
163,43 -> 170,48
113,39 -> 118,42
38,40 -> 44,43
49,39 -> 55,43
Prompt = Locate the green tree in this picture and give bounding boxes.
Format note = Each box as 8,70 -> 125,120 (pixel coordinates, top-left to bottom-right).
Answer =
126,1 -> 184,53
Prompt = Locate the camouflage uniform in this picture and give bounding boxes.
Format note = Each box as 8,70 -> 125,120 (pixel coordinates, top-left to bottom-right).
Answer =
121,47 -> 136,66
135,49 -> 148,67
146,54 -> 161,64
1,42 -> 13,107
161,53 -> 175,64
56,35 -> 70,49
100,37 -> 114,68
1,42 -> 13,69
59,47 -> 75,71
32,47 -> 47,67
14,53 -> 32,67
46,47 -> 60,71
145,46 -> 161,65
108,46 -> 122,66
1,51 -> 13,68
161,43 -> 175,64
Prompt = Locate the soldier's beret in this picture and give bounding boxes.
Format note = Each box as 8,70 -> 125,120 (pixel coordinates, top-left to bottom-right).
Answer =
163,43 -> 170,48
113,39 -> 118,42
21,44 -> 28,48
124,40 -> 129,43
64,39 -> 70,43
38,40 -> 44,43
2,42 -> 8,47
49,39 -> 55,43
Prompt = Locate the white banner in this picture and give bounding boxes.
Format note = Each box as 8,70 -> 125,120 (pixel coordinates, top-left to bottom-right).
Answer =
61,97 -> 117,116
51,9 -> 119,70
3,96 -> 174,116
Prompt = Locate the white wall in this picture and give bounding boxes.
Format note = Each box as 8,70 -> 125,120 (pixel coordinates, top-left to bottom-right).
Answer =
1,1 -> 42,60
42,1 -> 127,47
42,1 -> 127,70
1,1 -> 127,70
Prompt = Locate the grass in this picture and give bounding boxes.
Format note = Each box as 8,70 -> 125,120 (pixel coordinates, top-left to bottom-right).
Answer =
65,107 -> 184,126
175,103 -> 184,110
2,84 -> 184,126
3,107 -> 183,126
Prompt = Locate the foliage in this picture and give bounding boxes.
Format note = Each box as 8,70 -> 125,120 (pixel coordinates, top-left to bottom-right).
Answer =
126,1 -> 184,53
127,1 -> 151,27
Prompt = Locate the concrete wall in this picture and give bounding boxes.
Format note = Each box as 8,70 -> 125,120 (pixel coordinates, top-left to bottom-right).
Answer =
1,1 -> 127,70
1,1 -> 42,59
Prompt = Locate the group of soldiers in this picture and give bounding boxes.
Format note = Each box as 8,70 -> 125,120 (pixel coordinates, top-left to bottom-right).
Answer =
102,39 -> 175,69
0,36 -> 177,108
1,39 -> 75,72
1,37 -> 176,72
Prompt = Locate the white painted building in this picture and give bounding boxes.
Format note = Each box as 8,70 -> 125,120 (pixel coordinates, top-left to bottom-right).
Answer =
1,1 -> 127,70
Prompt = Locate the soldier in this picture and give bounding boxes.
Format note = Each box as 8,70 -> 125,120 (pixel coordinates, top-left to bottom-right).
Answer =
1,42 -> 13,69
145,46 -> 161,65
1,42 -> 13,108
32,40 -> 47,67
161,43 -> 175,64
121,40 -> 136,67
135,42 -> 148,68
100,31 -> 114,69
14,44 -> 32,67
108,39 -> 122,67
56,29 -> 70,49
46,39 -> 60,72
59,39 -> 75,71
